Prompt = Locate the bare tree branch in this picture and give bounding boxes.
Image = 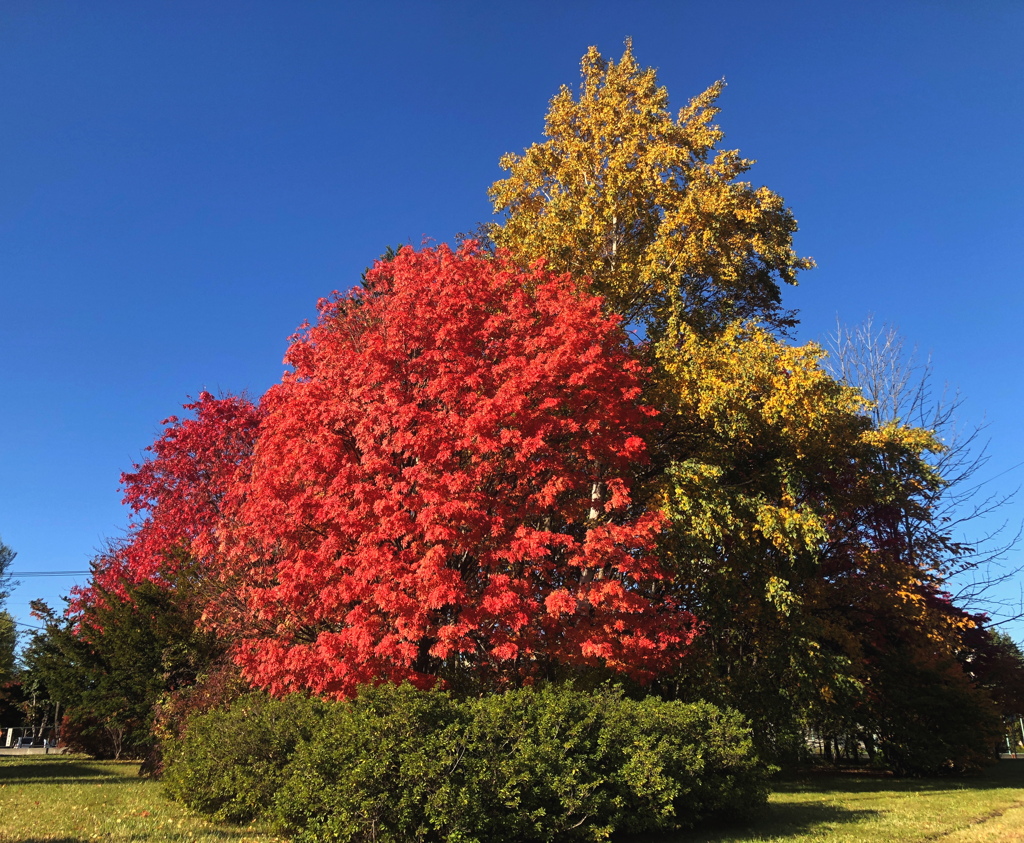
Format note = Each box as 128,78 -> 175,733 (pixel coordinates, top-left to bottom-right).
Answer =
825,315 -> 1023,622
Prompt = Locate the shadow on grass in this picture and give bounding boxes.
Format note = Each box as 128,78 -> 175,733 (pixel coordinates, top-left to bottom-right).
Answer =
9,839 -> 85,843
0,757 -> 142,786
10,836 -> 268,843
775,757 -> 1024,796
630,760 -> 1024,842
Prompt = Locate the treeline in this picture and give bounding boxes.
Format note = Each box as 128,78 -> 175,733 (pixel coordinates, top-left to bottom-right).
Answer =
14,40 -> 1024,837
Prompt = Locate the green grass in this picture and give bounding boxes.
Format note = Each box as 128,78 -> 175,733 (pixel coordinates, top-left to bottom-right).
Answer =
0,755 -> 283,842
659,761 -> 1024,842
2,755 -> 1023,842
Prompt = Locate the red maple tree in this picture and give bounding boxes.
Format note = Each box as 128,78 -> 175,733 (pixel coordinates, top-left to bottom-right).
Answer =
225,245 -> 697,698
75,392 -> 263,612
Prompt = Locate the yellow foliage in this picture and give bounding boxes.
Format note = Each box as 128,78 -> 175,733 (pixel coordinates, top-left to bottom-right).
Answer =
655,321 -> 962,722
658,322 -> 871,566
489,39 -> 980,746
490,40 -> 813,332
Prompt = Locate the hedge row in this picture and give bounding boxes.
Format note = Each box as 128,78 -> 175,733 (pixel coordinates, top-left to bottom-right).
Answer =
162,683 -> 768,842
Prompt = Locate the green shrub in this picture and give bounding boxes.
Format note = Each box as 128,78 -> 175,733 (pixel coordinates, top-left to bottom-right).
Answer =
606,697 -> 768,833
274,684 -> 766,842
162,690 -> 328,823
272,683 -> 463,842
432,683 -> 621,841
427,687 -> 767,841
165,682 -> 767,841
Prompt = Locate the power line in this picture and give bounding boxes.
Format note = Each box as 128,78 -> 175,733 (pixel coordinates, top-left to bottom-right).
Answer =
7,571 -> 90,577
12,620 -> 43,632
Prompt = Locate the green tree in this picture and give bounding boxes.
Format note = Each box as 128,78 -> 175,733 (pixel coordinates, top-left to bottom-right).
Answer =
0,537 -> 16,605
0,611 -> 15,679
975,630 -> 1024,721
0,538 -> 18,686
651,323 -> 959,758
25,565 -> 225,759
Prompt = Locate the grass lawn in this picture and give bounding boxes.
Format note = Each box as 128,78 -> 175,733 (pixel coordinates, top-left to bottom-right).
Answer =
664,760 -> 1024,843
1,755 -> 1023,842
0,755 -> 284,842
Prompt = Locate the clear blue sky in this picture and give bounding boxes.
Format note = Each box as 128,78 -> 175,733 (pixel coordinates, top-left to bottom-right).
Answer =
2,1 -> 1022,641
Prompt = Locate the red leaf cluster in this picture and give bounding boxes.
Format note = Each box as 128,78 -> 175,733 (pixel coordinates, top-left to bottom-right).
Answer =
88,246 -> 697,697
223,245 -> 696,697
73,393 -> 262,612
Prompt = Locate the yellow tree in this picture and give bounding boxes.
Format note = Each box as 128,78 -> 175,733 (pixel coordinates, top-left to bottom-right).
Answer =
490,40 -> 813,333
490,42 -> 996,768
655,321 -> 992,762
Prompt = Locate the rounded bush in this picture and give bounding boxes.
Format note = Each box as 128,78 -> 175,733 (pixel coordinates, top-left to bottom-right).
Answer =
275,684 -> 765,841
272,683 -> 462,842
429,687 -> 767,840
605,697 -> 768,834
162,691 -> 328,823
166,683 -> 768,840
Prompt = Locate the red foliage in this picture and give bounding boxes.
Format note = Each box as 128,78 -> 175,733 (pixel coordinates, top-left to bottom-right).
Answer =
73,393 -> 262,612
225,245 -> 696,697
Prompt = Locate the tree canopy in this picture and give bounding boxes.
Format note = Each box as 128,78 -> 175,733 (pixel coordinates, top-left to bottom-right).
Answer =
223,245 -> 697,698
0,537 -> 15,606
72,392 -> 262,618
28,40 -> 1021,777
490,39 -> 813,334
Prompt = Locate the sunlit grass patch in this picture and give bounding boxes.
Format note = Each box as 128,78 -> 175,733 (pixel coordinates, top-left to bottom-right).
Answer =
6,754 -> 1024,842
656,760 -> 1024,843
0,755 -> 284,842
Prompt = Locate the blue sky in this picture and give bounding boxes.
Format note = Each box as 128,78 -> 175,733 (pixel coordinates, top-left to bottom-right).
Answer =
2,1 -> 1022,641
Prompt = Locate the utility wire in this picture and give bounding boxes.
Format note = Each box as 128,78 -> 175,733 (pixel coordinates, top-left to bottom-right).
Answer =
12,620 -> 44,632
7,571 -> 90,577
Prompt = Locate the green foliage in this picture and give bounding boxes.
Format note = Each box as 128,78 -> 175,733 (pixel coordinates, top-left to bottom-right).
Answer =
272,684 -> 462,842
869,651 -> 1002,776
434,686 -> 768,841
607,696 -> 770,829
0,536 -> 15,605
0,610 -> 16,681
167,683 -> 767,841
959,628 -> 1024,728
23,571 -> 225,760
650,322 -> 958,762
452,684 -> 624,840
162,691 -> 329,823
